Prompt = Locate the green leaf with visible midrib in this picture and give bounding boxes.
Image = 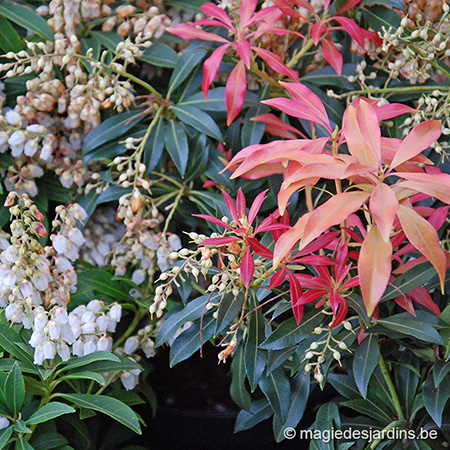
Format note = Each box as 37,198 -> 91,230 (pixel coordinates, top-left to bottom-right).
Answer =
215,293 -> 244,335
58,352 -> 120,373
230,344 -> 251,411
164,119 -> 189,176
353,334 -> 380,399
260,368 -> 290,422
58,394 -> 141,434
90,31 -> 123,52
0,1 -> 53,41
26,402 -> 75,426
423,375 -> 450,427
4,361 -> 24,417
0,426 -> 13,449
140,42 -> 178,68
0,16 -> 22,53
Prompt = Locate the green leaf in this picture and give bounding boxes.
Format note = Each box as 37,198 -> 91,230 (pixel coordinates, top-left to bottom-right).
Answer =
75,269 -> 130,301
0,324 -> 34,365
245,294 -> 267,392
96,186 -> 132,204
143,118 -> 165,175
69,356 -> 141,375
204,147 -> 236,191
0,1 -> 53,41
215,293 -> 244,335
267,347 -> 297,375
16,434 -> 34,450
82,111 -> 145,155
261,311 -> 323,350
273,371 -> 310,443
30,432 -> 68,450
362,0 -> 405,9
409,441 -> 433,450
0,16 -> 22,52
315,403 -> 340,450
156,293 -> 215,347
397,352 -> 419,416
370,367 -> 398,414
164,119 -> 189,176
328,374 -> 361,400
180,88 -> 227,112
169,314 -> 216,366
184,133 -> 209,182
361,5 -> 402,33
4,361 -> 25,416
230,344 -> 251,411
353,334 -> 380,399
26,402 -> 75,426
381,263 -> 437,302
139,41 -> 178,68
259,367 -> 291,422
59,371 -> 105,385
166,0 -> 209,12
241,105 -> 266,148
168,41 -> 209,96
423,374 -> 450,427
433,360 -> 450,387
14,420 -> 31,434
58,394 -> 141,434
341,399 -> 393,424
301,64 -> 356,89
234,399 -> 273,433
90,31 -> 122,52
171,105 -> 223,141
0,426 -> 13,450
376,316 -> 444,345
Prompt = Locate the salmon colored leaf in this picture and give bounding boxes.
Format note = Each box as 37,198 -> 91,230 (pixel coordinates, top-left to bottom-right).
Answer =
395,172 -> 450,204
226,60 -> 247,126
396,204 -> 446,291
202,44 -> 231,99
358,225 -> 393,316
300,191 -> 371,250
251,47 -> 299,81
166,24 -> 229,43
369,183 -> 399,242
390,120 -> 441,169
322,38 -> 343,75
375,104 -> 416,120
343,101 -> 381,168
241,248 -> 255,287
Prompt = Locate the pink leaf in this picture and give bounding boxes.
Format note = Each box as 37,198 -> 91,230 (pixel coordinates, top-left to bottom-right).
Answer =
251,47 -> 299,81
236,188 -> 246,218
240,0 -> 258,29
202,44 -> 231,99
409,287 -> 440,317
251,113 -> 302,139
193,214 -> 234,230
390,120 -> 442,169
201,236 -> 239,246
332,16 -> 365,48
397,204 -> 446,292
330,297 -> 348,328
300,191 -> 371,250
269,268 -> 286,290
343,101 -> 381,168
221,189 -> 239,223
329,290 -> 341,315
288,270 -> 303,304
395,171 -> 450,204
336,0 -> 362,13
375,104 -> 416,120
322,38 -> 343,75
311,22 -> 328,45
241,248 -> 255,287
166,24 -> 229,43
226,60 -> 247,126
247,237 -> 273,259
248,189 -> 268,225
236,39 -> 252,68
369,183 -> 399,242
200,2 -> 235,30
358,225 -> 393,316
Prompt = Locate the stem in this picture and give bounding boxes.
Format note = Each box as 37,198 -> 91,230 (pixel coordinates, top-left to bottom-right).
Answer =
113,308 -> 146,350
249,60 -> 282,89
305,186 -> 314,213
363,420 -> 405,450
378,354 -> 405,421
161,185 -> 186,236
286,38 -> 315,68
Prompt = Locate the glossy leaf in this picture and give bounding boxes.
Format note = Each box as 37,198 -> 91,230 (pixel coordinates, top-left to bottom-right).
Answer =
0,427 -> 13,449
328,374 -> 361,400
259,367 -> 291,422
164,119 -> 189,176
59,394 -> 141,434
0,16 -> 22,53
369,183 -> 398,242
4,362 -> 24,417
226,60 -> 247,126
181,87 -> 227,111
90,31 -> 122,51
16,434 -> 34,450
322,38 -> 343,75
353,334 -> 380,398
241,248 -> 255,287
397,352 -> 419,415
433,360 -> 450,387
215,293 -> 245,335
423,374 -> 450,427
143,118 -> 165,176
0,324 -> 34,365
234,399 -> 273,433
252,47 -> 299,81
140,41 -> 178,68
26,402 -> 75,426
230,344 -> 252,411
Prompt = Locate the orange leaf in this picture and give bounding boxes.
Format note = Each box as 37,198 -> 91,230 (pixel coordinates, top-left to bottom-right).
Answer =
273,215 -> 308,268
397,204 -> 446,292
300,191 -> 370,250
369,183 -> 398,242
358,226 -> 393,316
390,120 -> 441,170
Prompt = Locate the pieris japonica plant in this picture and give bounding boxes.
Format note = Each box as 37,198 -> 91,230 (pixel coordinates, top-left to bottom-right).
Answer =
0,0 -> 450,449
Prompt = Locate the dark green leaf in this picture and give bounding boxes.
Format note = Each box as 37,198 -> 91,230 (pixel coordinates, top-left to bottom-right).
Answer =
241,106 -> 266,148
0,324 -> 34,364
397,352 -> 419,416
169,314 -> 216,366
273,371 -> 310,442
0,426 -> 13,449
58,394 -> 141,434
0,1 -> 53,41
171,105 -> 223,141
370,367 -> 398,414
4,361 -> 25,416
80,38 -> 101,74
423,374 -> 450,427
433,360 -> 450,387
234,399 -> 273,433
139,41 -> 178,68
328,374 -> 361,400
341,399 -> 393,424
14,420 -> 31,434
376,316 -> 444,345
260,367 -> 291,422
30,432 -> 68,450
166,0 -> 209,12
361,5 -> 402,33
347,294 -> 370,326
25,402 -> 75,426
82,111 -> 145,155
363,0 -> 405,9
409,440 -> 433,450
96,186 -> 132,204
90,31 -> 122,52
69,356 -> 141,375
204,147 -> 236,191
143,118 -> 165,175
301,64 -> 356,89
315,403 -> 340,450
184,133 -> 209,181
164,119 -> 189,176
180,88 -> 227,111
59,371 -> 105,385
230,344 -> 251,411
381,263 -> 437,302
267,347 -> 297,375
215,293 -> 244,335
16,434 -> 34,450
168,41 -> 209,96
245,294 -> 267,391
156,293 -> 215,347
353,334 -> 380,398
261,311 -> 323,350
0,16 -> 22,52
75,269 -> 130,301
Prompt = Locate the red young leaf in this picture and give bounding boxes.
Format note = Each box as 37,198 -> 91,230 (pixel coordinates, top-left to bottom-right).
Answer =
311,22 -> 328,45
269,268 -> 286,290
236,188 -> 246,219
336,0 -> 362,13
409,286 -> 440,317
330,297 -> 348,328
322,39 -> 343,75
251,113 -> 302,139
236,38 -> 252,68
247,237 -> 273,259
248,189 -> 268,225
200,2 -> 235,30
241,248 -> 255,287
166,24 -> 229,43
375,104 -> 416,120
288,270 -> 303,304
201,236 -> 239,246
251,47 -> 299,81
193,214 -> 234,230
332,16 -> 365,48
240,0 -> 258,28
202,44 -> 231,99
226,60 -> 247,125
221,189 -> 239,223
